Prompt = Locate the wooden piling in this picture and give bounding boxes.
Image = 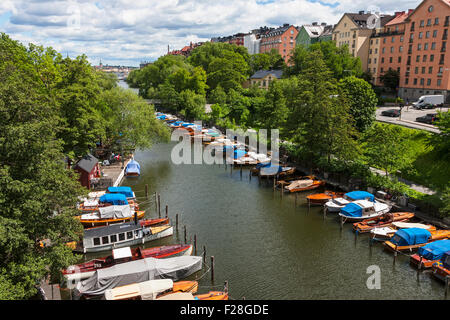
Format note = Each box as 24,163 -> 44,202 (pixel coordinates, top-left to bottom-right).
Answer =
158,194 -> 161,217
240,164 -> 242,179
194,234 -> 197,255
203,245 -> 206,264
165,205 -> 168,218
210,256 -> 215,282
393,245 -> 398,265
445,276 -> 449,298
184,225 -> 187,244
145,184 -> 148,200
176,213 -> 179,231
224,281 -> 228,294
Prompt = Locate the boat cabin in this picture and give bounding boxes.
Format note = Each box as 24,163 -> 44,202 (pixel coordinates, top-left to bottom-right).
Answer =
341,200 -> 376,218
82,222 -> 149,251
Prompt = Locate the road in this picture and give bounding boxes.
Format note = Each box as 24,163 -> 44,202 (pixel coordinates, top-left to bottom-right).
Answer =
376,105 -> 448,133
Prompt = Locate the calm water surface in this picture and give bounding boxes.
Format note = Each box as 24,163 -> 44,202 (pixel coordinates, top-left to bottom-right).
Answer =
87,81 -> 446,300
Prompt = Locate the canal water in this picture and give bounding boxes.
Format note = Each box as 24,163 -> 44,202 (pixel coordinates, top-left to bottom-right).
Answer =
90,81 -> 446,300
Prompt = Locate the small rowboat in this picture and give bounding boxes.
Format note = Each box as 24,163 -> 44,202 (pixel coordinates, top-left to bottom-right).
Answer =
63,244 -> 193,284
104,279 -> 199,300
409,240 -> 450,269
383,229 -> 450,252
156,291 -> 229,300
306,191 -> 344,205
139,217 -> 169,227
282,177 -> 325,193
76,210 -> 146,227
352,212 -> 415,233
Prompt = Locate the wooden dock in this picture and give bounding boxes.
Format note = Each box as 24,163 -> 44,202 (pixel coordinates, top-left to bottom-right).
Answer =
39,278 -> 61,300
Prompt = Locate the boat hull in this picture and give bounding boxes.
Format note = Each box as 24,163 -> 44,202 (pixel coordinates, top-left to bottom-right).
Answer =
78,210 -> 145,227
352,212 -> 415,233
339,208 -> 390,222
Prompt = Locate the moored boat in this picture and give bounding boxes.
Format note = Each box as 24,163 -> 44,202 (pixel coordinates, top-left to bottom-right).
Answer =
431,250 -> 450,282
63,244 -> 193,284
338,200 -> 390,222
156,291 -> 229,300
74,255 -> 203,298
306,191 -> 345,205
324,191 -> 375,213
282,177 -> 325,193
410,240 -> 450,269
352,212 -> 415,233
369,221 -> 436,241
125,159 -> 140,177
76,205 -> 145,227
104,279 -> 199,300
73,221 -> 174,253
383,228 -> 450,252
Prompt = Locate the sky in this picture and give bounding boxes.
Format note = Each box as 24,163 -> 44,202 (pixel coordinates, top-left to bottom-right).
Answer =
0,0 -> 423,67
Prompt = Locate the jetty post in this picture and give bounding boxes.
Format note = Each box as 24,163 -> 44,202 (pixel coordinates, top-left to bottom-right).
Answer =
211,256 -> 215,282
194,234 -> 197,255
165,205 -> 168,218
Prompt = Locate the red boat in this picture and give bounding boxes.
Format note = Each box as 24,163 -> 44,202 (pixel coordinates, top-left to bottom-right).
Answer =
62,244 -> 193,285
139,217 -> 169,227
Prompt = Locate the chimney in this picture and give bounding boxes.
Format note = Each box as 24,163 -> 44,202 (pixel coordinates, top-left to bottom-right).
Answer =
321,22 -> 326,26
312,22 -> 318,26
408,9 -> 414,16
283,23 -> 289,27
359,10 -> 364,15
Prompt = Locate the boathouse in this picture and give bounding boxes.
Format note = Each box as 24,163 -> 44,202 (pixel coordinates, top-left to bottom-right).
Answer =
74,153 -> 100,189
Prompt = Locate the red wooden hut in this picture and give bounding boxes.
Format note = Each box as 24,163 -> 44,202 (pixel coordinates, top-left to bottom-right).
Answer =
74,154 -> 100,189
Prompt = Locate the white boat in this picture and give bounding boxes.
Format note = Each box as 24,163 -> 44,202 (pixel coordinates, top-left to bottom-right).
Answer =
370,222 -> 436,241
324,191 -> 375,213
105,279 -> 175,300
338,200 -> 390,222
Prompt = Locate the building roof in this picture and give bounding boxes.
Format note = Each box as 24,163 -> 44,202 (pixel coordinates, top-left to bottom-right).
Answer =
303,25 -> 325,38
340,12 -> 394,29
74,154 -> 98,173
385,11 -> 411,26
262,24 -> 294,37
250,69 -> 283,79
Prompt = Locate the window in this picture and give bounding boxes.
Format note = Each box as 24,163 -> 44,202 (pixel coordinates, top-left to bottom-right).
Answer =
427,19 -> 432,26
392,37 -> 395,43
389,57 -> 393,63
429,66 -> 433,74
423,55 -> 427,62
435,18 -> 439,25
427,79 -> 431,85
430,54 -> 434,61
419,32 -> 423,39
93,238 -> 100,246
417,43 -> 422,50
431,42 -> 436,50
420,78 -> 424,85
411,22 -> 415,31
400,36 -> 404,42
118,233 -> 125,241
426,31 -> 430,38
399,46 -> 403,52
368,58 -> 372,64
375,48 -> 378,54
380,67 -> 384,73
102,236 -> 109,245
422,66 -> 426,74
111,234 -> 117,243
374,58 -> 377,64
381,57 -> 385,63
414,78 -> 418,85
383,38 -> 386,43
433,30 -> 438,38
127,231 -> 133,239
437,79 -> 442,86
416,55 -> 420,62
424,43 -> 429,50
382,48 -> 385,53
398,56 -> 402,63
420,20 -> 424,27
405,78 -> 409,84
390,46 -> 394,53
415,67 -> 419,74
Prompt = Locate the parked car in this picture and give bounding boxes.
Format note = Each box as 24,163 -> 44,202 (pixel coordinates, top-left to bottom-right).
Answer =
415,113 -> 438,124
381,109 -> 400,117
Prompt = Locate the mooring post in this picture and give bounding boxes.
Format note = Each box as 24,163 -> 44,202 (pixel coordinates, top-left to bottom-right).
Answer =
176,213 -> 179,232
340,216 -> 344,229
323,207 -> 327,220
211,256 -> 215,282
393,245 -> 398,265
154,192 -> 157,213
194,234 -> 197,255
240,164 -> 243,179
445,276 -> 449,298
184,225 -> 187,244
145,184 -> 148,200
203,245 -> 206,264
224,281 -> 228,294
295,193 -> 298,207
158,194 -> 161,217
165,205 -> 168,218
249,170 -> 252,181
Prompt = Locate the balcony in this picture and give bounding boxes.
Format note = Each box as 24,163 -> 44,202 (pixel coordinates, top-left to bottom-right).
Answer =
443,34 -> 448,40
409,38 -> 414,43
441,47 -> 447,52
437,72 -> 443,77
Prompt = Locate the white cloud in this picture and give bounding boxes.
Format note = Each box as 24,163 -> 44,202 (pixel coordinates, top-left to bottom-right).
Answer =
1,0 -> 423,66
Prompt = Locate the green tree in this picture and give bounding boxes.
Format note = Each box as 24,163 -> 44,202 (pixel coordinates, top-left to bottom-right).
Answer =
249,49 -> 285,74
428,111 -> 450,159
379,69 -> 400,92
339,76 -> 378,132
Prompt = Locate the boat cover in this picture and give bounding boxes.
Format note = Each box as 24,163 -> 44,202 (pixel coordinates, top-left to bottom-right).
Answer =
341,203 -> 363,217
390,228 -> 432,246
234,149 -> 247,159
98,205 -> 133,219
345,191 -> 375,202
260,165 -> 282,176
286,179 -> 314,191
417,240 -> 450,261
99,193 -> 128,205
125,160 -> 140,175
156,115 -> 166,120
107,186 -> 134,198
157,292 -> 195,300
392,222 -> 432,230
74,256 -> 203,298
104,279 -> 174,300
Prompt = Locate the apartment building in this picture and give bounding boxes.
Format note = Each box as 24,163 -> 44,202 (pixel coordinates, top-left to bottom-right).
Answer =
260,24 -> 299,64
296,22 -> 333,48
398,0 -> 450,102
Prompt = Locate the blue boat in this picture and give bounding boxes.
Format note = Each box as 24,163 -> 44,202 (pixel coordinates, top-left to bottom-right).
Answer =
125,159 -> 141,177
431,250 -> 450,282
415,240 -> 450,262
344,191 -> 375,202
99,193 -> 129,206
384,228 -> 432,251
107,186 -> 135,199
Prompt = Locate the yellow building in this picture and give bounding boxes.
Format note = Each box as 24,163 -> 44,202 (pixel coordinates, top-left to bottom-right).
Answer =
245,69 -> 283,89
